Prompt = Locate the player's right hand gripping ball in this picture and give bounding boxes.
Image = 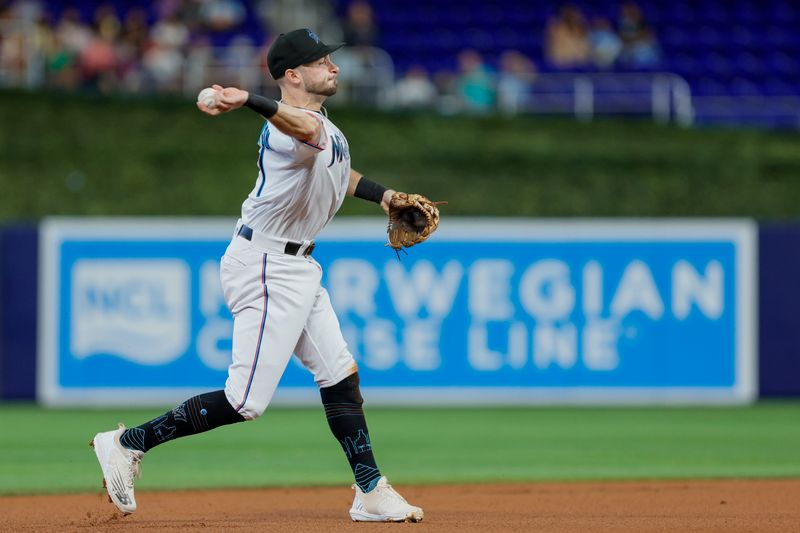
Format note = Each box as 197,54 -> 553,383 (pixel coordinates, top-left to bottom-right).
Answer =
386,192 -> 444,250
197,87 -> 217,108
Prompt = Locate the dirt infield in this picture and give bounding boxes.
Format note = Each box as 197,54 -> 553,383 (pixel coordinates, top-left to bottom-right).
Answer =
2,479 -> 799,532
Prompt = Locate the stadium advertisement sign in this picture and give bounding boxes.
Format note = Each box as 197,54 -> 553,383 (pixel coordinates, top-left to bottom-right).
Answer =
38,218 -> 756,406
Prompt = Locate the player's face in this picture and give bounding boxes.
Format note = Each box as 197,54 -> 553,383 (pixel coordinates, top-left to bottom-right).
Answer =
298,55 -> 339,96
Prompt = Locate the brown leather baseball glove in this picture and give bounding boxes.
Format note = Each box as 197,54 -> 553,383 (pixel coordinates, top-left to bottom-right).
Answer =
386,192 -> 444,251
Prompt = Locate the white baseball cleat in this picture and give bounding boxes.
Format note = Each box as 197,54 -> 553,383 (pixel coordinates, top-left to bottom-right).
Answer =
90,424 -> 144,514
349,476 -> 424,522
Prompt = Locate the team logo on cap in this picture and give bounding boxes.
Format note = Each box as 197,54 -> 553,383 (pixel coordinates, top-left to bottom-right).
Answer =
306,29 -> 321,43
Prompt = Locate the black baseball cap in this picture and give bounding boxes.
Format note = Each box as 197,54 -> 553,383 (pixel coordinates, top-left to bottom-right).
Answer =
267,28 -> 345,79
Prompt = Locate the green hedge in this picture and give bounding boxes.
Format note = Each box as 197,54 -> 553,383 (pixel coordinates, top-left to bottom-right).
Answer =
1,89 -> 799,220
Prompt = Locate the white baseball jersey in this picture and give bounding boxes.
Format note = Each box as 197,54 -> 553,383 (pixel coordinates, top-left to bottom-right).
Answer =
241,111 -> 351,242
221,111 -> 358,419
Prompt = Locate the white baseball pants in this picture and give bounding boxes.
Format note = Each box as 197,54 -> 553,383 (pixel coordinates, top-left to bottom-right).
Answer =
219,232 -> 357,419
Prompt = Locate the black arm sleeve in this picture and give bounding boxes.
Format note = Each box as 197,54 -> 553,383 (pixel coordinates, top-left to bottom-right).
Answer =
244,93 -> 279,118
354,176 -> 389,204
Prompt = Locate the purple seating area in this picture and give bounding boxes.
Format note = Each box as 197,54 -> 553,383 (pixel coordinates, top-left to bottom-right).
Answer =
332,0 -> 800,99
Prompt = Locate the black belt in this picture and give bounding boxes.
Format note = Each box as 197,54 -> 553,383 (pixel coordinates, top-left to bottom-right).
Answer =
237,224 -> 315,257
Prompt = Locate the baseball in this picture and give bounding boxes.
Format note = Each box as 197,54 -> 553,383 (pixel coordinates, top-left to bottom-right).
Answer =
197,87 -> 217,108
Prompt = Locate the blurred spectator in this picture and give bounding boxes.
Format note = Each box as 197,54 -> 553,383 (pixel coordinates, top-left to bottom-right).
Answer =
545,4 -> 590,69
342,0 -> 378,48
45,8 -> 92,88
222,34 -> 258,87
625,27 -> 660,67
151,10 -> 190,50
334,2 -> 387,108
28,7 -> 77,90
334,44 -> 394,107
155,0 -> 182,19
93,3 -> 120,42
119,7 -> 149,58
256,0 -> 343,45
184,35 -> 214,90
55,7 -> 92,57
46,35 -> 79,89
142,43 -> 183,91
392,64 -> 437,109
497,50 -> 537,114
429,69 -> 459,114
79,4 -> 120,92
79,34 -> 116,92
456,49 -> 495,113
199,0 -> 246,33
3,0 -> 45,80
7,0 -> 41,24
617,1 -> 661,68
116,7 -> 149,91
143,11 -> 189,91
0,1 -> 32,85
31,9 -> 57,87
588,17 -> 622,69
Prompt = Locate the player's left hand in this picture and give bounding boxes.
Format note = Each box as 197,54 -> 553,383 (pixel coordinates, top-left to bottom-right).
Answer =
380,189 -> 395,216
196,85 -> 249,116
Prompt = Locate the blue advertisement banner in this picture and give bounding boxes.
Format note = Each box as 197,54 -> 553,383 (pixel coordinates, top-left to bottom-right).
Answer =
38,218 -> 756,406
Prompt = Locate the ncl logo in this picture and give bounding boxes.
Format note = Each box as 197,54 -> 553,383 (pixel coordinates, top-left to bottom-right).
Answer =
71,259 -> 190,364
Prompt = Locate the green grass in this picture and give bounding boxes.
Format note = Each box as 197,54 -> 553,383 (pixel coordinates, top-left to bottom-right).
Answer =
1,403 -> 799,495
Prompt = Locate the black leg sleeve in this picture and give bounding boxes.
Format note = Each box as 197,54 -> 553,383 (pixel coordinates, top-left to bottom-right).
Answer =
320,373 -> 383,492
119,390 -> 245,453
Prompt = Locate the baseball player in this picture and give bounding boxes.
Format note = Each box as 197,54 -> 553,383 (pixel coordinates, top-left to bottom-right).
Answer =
91,28 -> 423,523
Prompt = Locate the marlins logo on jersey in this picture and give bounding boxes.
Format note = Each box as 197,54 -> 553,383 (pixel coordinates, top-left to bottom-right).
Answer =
329,132 -> 350,167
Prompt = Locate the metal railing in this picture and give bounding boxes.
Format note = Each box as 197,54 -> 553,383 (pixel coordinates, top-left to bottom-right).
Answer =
692,95 -> 800,129
521,72 -> 695,126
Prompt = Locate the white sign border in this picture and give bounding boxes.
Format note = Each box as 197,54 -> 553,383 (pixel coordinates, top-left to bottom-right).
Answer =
37,217 -> 758,407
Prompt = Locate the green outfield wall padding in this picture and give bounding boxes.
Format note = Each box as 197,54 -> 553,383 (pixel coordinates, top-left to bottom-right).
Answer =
1,89 -> 799,220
